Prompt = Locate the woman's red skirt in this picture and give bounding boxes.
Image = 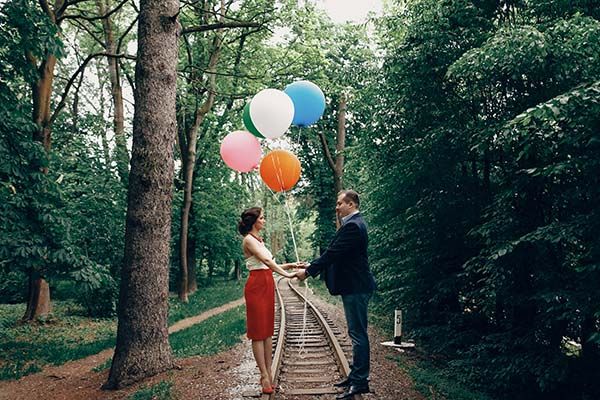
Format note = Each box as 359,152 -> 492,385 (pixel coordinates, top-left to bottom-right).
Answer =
244,269 -> 275,340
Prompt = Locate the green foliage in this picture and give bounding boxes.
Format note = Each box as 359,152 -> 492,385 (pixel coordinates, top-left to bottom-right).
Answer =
361,0 -> 600,399
0,0 -> 65,84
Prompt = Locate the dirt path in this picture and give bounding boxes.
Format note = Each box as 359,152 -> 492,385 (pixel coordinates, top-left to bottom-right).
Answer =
0,297 -> 245,400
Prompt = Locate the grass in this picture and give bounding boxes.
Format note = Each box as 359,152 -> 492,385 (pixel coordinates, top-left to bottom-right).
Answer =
167,279 -> 243,325
392,355 -> 491,400
0,301 -> 116,380
128,380 -> 174,400
170,305 -> 246,358
91,357 -> 112,372
0,279 -> 244,381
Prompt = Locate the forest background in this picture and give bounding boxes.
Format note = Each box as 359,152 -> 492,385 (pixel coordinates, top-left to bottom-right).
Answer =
1,0 -> 599,399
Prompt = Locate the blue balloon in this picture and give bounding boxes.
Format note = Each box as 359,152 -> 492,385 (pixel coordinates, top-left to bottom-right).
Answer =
284,80 -> 326,127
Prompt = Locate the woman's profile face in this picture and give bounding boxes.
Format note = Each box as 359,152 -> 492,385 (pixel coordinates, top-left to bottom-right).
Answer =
254,212 -> 266,231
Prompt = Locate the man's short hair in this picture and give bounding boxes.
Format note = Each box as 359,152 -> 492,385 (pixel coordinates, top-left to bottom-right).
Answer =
339,189 -> 360,208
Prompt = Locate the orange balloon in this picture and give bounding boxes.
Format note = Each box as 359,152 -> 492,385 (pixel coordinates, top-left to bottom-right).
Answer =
260,150 -> 301,192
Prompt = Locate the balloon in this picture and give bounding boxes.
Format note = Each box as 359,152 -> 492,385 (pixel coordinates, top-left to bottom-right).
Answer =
284,80 -> 326,127
243,103 -> 263,138
248,89 -> 294,139
220,131 -> 262,173
260,149 -> 301,192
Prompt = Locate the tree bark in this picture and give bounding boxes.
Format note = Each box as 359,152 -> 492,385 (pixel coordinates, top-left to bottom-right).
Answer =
187,238 -> 198,294
318,93 -> 347,229
97,0 -> 129,185
96,60 -> 112,164
333,93 -> 347,195
178,0 -> 225,302
22,269 -> 51,320
104,0 -> 179,389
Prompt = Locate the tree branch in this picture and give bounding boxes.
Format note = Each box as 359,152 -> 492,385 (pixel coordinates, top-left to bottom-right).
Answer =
182,21 -> 261,35
318,131 -> 337,173
50,52 -> 135,124
117,14 -> 138,53
68,17 -> 105,47
38,0 -> 53,20
58,0 -> 128,22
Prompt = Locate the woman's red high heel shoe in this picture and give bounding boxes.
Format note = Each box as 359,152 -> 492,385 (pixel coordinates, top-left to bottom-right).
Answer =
260,378 -> 274,394
262,386 -> 274,394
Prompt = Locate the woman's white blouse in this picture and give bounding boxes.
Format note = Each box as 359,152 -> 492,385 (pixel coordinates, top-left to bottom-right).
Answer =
245,246 -> 273,271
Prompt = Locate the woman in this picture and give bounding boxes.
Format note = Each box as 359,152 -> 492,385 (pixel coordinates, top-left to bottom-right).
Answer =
238,207 -> 305,394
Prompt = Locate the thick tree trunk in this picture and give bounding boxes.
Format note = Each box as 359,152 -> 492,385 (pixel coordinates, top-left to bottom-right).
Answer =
97,0 -> 129,184
104,0 -> 179,389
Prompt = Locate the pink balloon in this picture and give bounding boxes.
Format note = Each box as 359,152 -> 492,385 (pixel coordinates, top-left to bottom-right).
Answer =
220,130 -> 262,172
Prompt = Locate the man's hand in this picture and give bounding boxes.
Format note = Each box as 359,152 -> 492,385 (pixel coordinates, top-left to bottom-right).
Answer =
295,270 -> 308,281
294,261 -> 309,269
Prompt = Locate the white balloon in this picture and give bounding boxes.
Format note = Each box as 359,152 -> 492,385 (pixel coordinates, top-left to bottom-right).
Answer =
249,89 -> 294,139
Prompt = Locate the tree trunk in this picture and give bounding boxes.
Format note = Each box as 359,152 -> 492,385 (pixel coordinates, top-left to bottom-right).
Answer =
318,93 -> 347,229
234,259 -> 241,281
187,261 -> 197,294
187,236 -> 197,293
333,93 -> 346,195
97,0 -> 129,184
23,49 -> 58,321
104,0 -> 179,389
178,1 -> 225,301
22,269 -> 51,320
96,60 -> 112,164
208,257 -> 214,281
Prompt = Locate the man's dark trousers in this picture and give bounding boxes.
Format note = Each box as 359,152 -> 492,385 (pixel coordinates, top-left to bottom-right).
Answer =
342,291 -> 372,386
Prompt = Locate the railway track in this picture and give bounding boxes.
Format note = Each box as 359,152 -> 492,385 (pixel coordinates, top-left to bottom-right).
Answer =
256,277 -> 364,400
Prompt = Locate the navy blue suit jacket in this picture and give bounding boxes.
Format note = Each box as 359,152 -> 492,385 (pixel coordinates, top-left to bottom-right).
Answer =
306,212 -> 377,296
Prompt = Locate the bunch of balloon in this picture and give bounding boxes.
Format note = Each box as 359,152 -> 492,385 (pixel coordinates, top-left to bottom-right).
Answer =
220,81 -> 325,196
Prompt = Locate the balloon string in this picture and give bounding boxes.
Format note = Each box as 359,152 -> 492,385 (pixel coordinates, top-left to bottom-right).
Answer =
264,156 -> 309,358
281,190 -> 309,358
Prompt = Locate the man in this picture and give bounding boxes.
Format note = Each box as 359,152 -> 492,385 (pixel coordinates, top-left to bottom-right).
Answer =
296,190 -> 377,399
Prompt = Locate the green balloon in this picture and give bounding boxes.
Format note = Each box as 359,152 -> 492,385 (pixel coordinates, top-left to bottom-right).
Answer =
243,102 -> 264,138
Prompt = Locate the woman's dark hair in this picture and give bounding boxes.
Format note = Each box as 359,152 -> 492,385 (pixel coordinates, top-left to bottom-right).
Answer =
238,207 -> 262,235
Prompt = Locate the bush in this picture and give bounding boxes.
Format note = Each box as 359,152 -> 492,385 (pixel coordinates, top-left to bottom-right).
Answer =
71,263 -> 118,317
0,269 -> 27,303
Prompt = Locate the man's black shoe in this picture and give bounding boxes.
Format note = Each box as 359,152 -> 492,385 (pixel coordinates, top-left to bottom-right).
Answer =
333,378 -> 351,388
335,384 -> 370,399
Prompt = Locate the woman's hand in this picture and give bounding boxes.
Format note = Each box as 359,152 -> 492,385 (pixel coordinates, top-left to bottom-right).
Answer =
293,261 -> 308,269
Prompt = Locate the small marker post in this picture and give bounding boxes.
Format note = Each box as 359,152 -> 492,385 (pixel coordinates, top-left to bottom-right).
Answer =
394,309 -> 402,345
381,309 -> 415,350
